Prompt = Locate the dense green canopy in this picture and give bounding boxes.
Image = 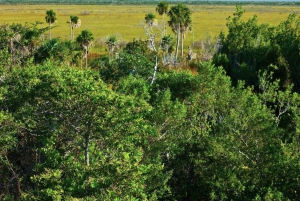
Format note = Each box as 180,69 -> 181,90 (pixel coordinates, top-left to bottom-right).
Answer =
1,5 -> 300,201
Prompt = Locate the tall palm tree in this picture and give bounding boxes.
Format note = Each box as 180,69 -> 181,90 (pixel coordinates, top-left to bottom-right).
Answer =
145,13 -> 156,27
180,18 -> 192,58
76,30 -> 94,68
156,1 -> 169,36
69,15 -> 81,40
105,35 -> 118,59
168,4 -> 192,62
45,9 -> 57,40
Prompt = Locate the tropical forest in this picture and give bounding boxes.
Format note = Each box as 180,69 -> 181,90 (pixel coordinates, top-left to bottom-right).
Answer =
0,1 -> 300,200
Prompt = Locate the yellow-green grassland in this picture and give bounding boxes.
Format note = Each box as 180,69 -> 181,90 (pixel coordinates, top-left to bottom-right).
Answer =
1,4 -> 299,52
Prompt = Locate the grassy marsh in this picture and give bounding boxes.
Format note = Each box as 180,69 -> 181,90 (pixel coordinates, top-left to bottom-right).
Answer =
0,4 -> 299,51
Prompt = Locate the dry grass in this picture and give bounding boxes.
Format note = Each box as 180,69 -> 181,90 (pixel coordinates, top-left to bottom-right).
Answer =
0,4 -> 299,52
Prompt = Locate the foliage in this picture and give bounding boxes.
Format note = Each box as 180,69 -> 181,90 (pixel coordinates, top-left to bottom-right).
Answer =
214,6 -> 300,92
0,63 -> 171,200
45,9 -> 57,25
0,22 -> 48,68
76,30 -> 94,49
160,34 -> 175,53
98,51 -> 154,86
94,38 -> 157,86
105,35 -> 120,58
156,1 -> 169,16
1,4 -> 300,201
145,13 -> 156,26
34,38 -> 81,65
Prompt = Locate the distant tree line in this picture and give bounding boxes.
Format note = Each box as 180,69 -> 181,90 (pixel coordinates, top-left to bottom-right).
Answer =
0,0 -> 299,5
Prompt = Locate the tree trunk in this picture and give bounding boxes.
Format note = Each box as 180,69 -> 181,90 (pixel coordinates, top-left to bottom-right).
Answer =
181,33 -> 184,58
163,14 -> 166,36
151,56 -> 158,85
174,24 -> 180,65
49,23 -> 52,40
85,47 -> 88,68
70,20 -> 72,40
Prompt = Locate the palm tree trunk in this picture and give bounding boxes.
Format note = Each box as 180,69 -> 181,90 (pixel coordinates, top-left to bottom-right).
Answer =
70,20 -> 72,40
163,14 -> 166,36
174,24 -> 180,65
181,33 -> 184,58
85,48 -> 88,68
72,28 -> 74,40
49,23 -> 52,40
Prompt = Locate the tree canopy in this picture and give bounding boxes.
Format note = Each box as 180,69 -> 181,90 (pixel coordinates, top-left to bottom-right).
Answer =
1,5 -> 300,201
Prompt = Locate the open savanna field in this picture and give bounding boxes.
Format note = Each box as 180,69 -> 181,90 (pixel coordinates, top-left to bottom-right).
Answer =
1,4 -> 299,52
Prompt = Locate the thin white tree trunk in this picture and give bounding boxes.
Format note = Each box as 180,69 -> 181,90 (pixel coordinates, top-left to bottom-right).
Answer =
174,24 -> 180,65
151,56 -> 158,85
163,14 -> 166,36
181,33 -> 184,58
70,20 -> 72,40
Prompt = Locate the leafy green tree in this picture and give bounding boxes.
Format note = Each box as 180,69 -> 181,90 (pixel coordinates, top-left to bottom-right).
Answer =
0,84 -> 19,199
99,51 -> 154,86
0,22 -> 48,69
34,38 -> 81,65
0,63 -> 171,200
273,13 -> 300,91
149,61 -> 300,200
156,1 -> 169,36
167,3 -> 192,62
45,9 -> 57,39
214,6 -> 299,91
96,38 -> 156,86
76,29 -> 94,68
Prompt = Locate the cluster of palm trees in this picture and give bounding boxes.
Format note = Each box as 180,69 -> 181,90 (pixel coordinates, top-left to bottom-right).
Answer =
44,2 -> 192,67
44,9 -> 82,41
145,2 -> 192,64
69,15 -> 81,40
45,9 -> 93,68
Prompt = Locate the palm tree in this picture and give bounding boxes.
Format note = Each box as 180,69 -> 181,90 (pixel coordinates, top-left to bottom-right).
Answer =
105,35 -> 118,59
69,15 -> 81,40
45,9 -> 57,40
167,4 -> 192,62
156,1 -> 169,36
180,17 -> 192,58
76,30 -> 94,68
145,13 -> 156,27
160,34 -> 175,65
